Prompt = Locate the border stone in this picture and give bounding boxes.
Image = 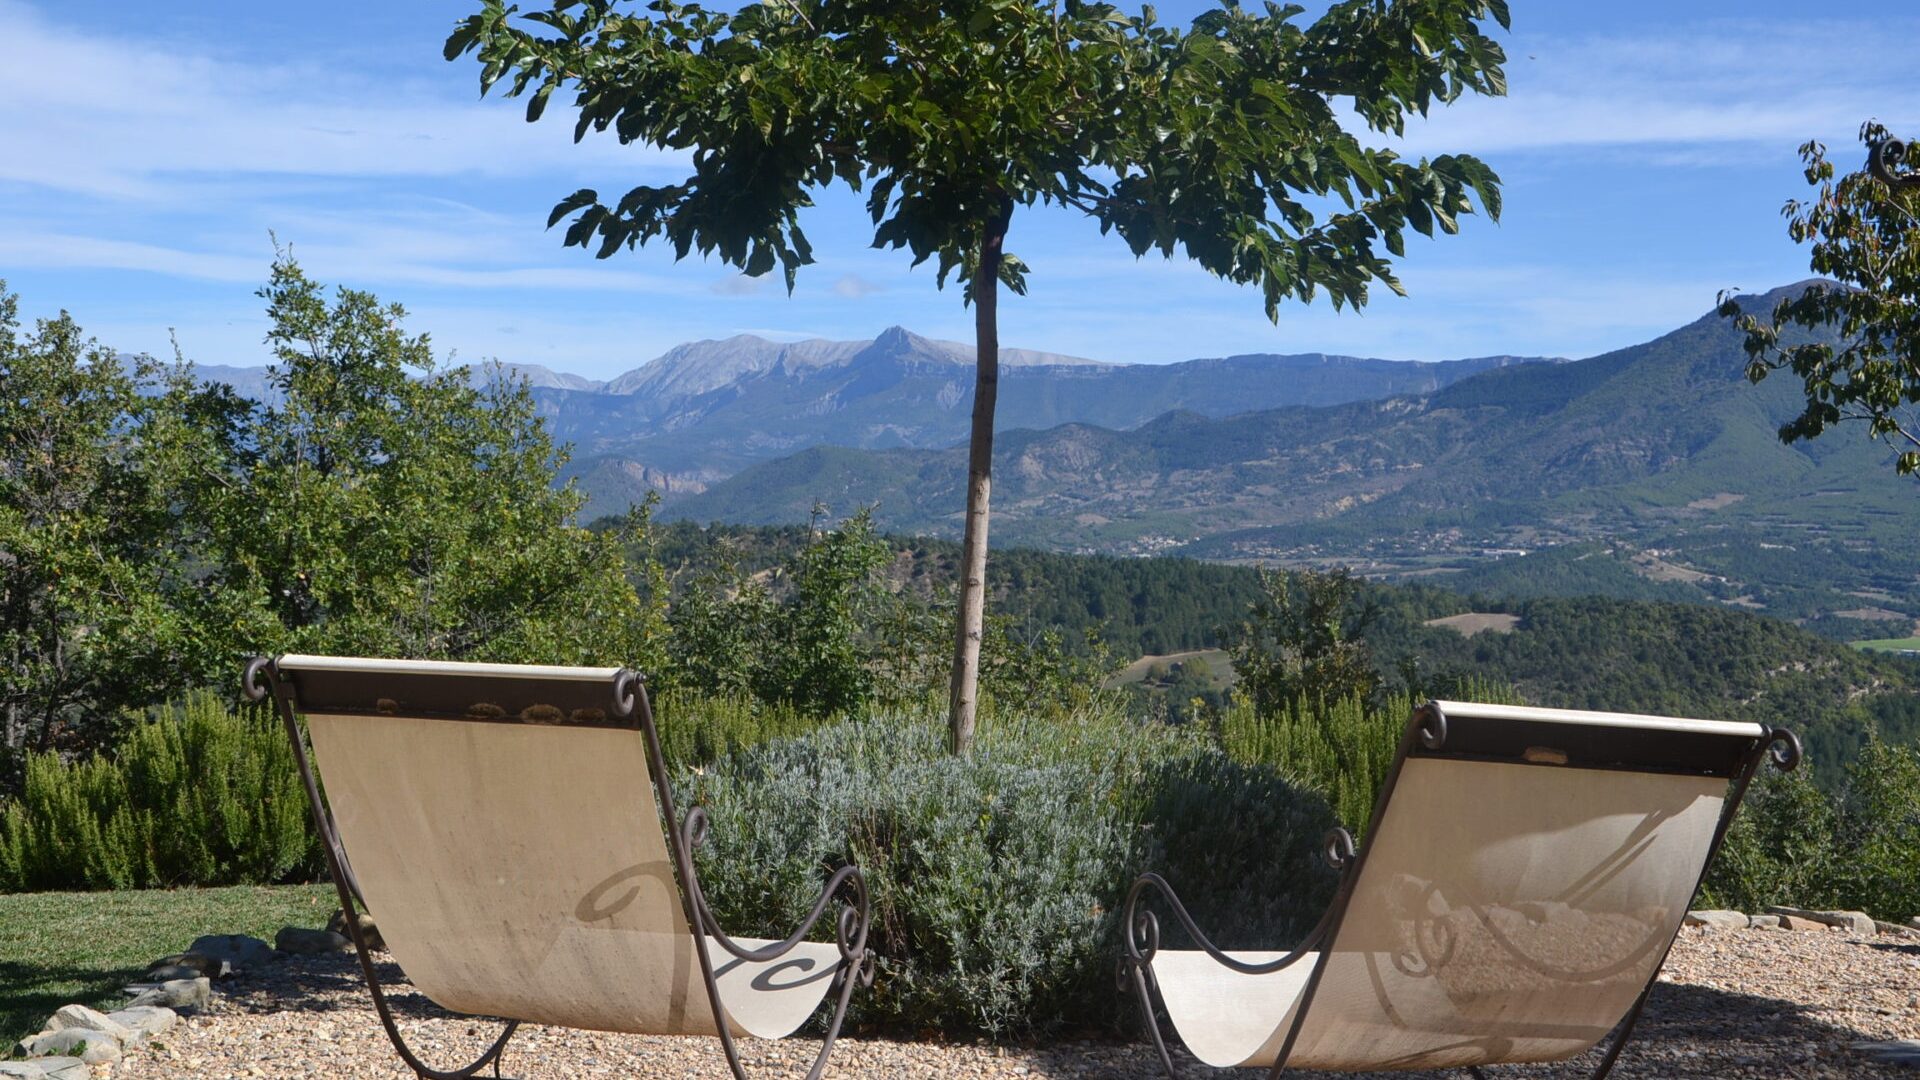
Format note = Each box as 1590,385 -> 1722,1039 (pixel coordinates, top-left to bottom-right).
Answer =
328,908 -> 384,951
125,976 -> 210,1012
1748,914 -> 1782,929
275,926 -> 351,955
1766,906 -> 1877,934
186,934 -> 274,973
18,1029 -> 120,1065
1683,909 -> 1746,929
45,1004 -> 132,1045
106,1006 -> 177,1043
0,1060 -> 87,1080
148,952 -> 228,979
1779,915 -> 1824,931
1855,1040 -> 1920,1066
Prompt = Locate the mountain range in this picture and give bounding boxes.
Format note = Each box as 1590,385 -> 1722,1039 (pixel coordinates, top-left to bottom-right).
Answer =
187,327 -> 1552,513
658,284 -> 1920,631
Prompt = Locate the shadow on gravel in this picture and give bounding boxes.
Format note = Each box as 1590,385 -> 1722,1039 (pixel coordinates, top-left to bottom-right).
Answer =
217,953 -> 1911,1078
1147,980 -> 1911,1080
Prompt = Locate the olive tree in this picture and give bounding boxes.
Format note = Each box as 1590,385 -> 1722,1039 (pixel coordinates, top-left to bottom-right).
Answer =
1720,121 -> 1920,475
450,0 -> 1509,752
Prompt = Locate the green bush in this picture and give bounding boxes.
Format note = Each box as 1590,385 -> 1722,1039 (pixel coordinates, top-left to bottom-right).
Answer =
1700,765 -> 1841,913
0,694 -> 319,892
680,705 -> 1339,1037
1704,735 -> 1920,920
1217,680 -> 1514,834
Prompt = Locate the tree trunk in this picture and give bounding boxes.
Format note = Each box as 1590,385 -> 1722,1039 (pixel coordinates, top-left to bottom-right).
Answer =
947,200 -> 1013,756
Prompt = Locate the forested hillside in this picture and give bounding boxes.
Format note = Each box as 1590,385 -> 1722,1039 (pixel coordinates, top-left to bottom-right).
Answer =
638,520 -> 1920,784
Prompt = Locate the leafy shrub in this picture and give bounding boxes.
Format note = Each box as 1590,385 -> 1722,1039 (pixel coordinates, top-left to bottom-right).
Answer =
680,705 -> 1339,1037
1700,765 -> 1841,913
1705,735 -> 1920,920
0,694 -> 319,891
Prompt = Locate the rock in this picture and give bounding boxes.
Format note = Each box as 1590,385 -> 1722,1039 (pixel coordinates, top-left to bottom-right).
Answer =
142,963 -> 206,983
328,908 -> 384,951
185,933 -> 274,973
124,977 -> 210,1012
45,1004 -> 132,1046
1683,909 -> 1746,929
1908,916 -> 1920,932
0,1061 -> 86,1080
1765,906 -> 1878,934
18,1029 -> 120,1065
1854,1040 -> 1920,1066
275,926 -> 351,955
148,951 -> 228,979
1748,914 -> 1782,929
1875,919 -> 1920,937
1779,915 -> 1824,931
105,1006 -> 176,1043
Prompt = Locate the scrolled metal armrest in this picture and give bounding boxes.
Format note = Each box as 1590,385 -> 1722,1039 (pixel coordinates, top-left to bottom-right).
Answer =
678,805 -> 872,969
1123,872 -> 1328,977
1765,728 -> 1802,772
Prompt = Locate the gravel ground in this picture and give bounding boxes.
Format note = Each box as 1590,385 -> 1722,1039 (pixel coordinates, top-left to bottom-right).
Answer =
109,925 -> 1919,1078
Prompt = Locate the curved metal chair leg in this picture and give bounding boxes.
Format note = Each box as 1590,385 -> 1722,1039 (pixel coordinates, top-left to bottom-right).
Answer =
251,658 -> 521,1080
344,899 -> 520,1080
1585,982 -> 1653,1080
1121,958 -> 1182,1080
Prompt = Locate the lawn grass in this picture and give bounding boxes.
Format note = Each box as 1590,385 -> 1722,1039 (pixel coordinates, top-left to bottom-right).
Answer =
1853,636 -> 1920,652
0,884 -> 334,1049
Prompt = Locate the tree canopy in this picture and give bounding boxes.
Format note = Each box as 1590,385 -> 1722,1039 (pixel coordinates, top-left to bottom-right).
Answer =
450,0 -> 1510,751
450,0 -> 1506,312
1721,121 -> 1920,476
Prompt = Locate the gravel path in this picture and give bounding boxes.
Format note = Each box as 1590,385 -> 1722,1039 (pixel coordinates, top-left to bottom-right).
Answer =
110,925 -> 1919,1078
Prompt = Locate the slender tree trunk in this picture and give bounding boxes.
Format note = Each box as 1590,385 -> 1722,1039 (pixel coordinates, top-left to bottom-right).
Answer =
948,200 -> 1013,755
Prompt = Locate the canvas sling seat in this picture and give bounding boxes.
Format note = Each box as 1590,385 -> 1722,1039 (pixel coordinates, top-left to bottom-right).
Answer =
246,655 -> 874,1080
1120,700 -> 1800,1078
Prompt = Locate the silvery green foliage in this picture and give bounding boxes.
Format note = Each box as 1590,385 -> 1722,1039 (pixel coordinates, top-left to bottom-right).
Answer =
681,709 -> 1337,1036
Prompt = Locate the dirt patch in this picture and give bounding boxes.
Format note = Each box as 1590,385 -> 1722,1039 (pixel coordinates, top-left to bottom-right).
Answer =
1686,492 -> 1746,511
1630,552 -> 1714,584
1830,607 -> 1909,622
1424,612 -> 1521,636
1108,649 -> 1235,688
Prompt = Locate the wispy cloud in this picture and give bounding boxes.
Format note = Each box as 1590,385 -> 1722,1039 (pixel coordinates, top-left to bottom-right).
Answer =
0,0 -> 680,200
1393,19 -> 1920,158
833,274 -> 886,299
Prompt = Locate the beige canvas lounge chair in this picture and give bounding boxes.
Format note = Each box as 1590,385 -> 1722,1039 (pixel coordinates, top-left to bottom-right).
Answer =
246,655 -> 873,1080
1120,699 -> 1800,1078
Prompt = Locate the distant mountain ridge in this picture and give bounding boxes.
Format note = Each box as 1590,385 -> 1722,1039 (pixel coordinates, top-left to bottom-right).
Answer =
184,327 -> 1554,512
663,283 -> 1920,628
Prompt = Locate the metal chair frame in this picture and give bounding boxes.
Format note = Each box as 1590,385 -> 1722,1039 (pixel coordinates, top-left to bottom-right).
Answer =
1120,700 -> 1801,1080
246,656 -> 873,1080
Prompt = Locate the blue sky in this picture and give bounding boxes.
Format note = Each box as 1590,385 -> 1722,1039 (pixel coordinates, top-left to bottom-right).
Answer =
0,1 -> 1909,378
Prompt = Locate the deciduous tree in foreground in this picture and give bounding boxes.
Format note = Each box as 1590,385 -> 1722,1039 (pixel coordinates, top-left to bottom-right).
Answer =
451,0 -> 1509,752
1721,121 -> 1920,476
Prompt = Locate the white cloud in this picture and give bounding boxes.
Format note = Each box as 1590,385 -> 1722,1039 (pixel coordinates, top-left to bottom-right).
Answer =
832,274 -> 886,299
1391,19 -> 1920,158
0,0 -> 681,200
